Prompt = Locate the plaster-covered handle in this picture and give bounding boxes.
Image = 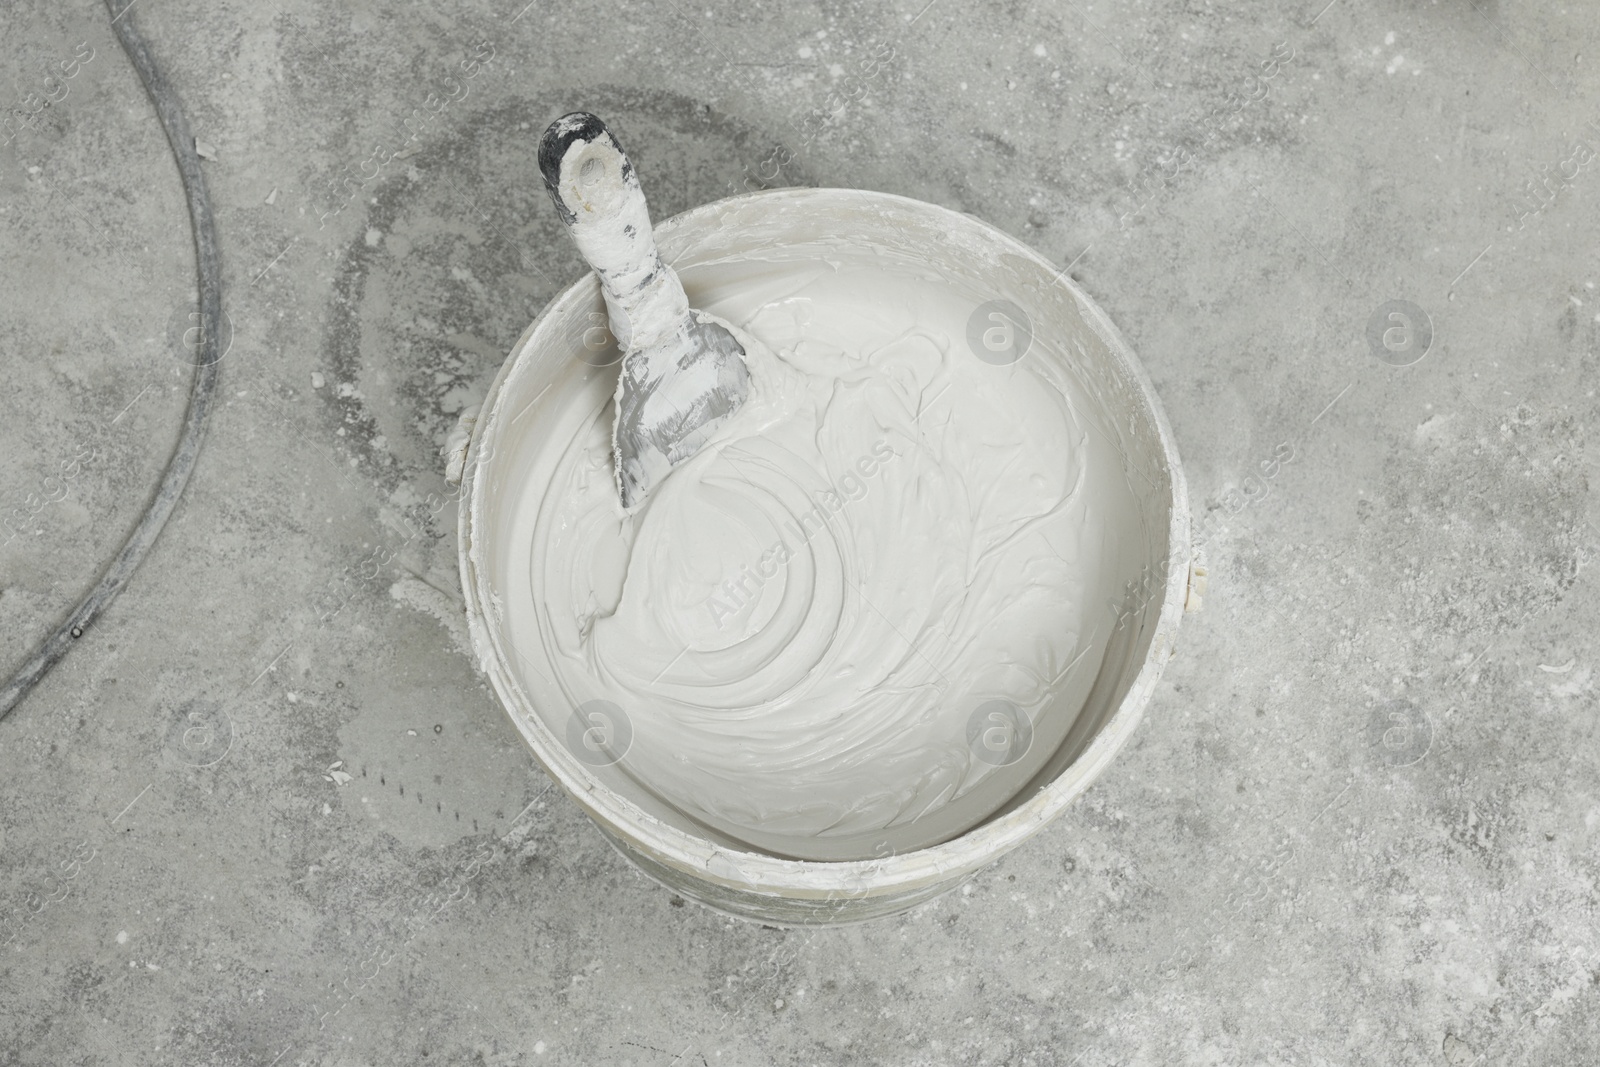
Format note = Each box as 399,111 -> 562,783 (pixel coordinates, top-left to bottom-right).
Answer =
538,112 -> 688,351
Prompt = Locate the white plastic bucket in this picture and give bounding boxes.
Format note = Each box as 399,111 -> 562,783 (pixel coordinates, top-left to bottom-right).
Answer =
459,188 -> 1191,924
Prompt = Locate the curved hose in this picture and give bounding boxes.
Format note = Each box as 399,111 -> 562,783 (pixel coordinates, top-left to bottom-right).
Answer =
0,2 -> 223,719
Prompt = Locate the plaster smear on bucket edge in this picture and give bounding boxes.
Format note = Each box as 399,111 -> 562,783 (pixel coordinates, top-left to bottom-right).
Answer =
503,244 -> 1137,862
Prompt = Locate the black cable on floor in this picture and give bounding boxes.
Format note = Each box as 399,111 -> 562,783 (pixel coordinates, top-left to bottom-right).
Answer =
0,2 -> 223,720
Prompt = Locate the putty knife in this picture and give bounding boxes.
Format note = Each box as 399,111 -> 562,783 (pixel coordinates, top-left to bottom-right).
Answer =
538,112 -> 752,509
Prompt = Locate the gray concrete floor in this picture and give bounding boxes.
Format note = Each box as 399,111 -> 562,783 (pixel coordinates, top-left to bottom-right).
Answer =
3,0 -> 1599,1063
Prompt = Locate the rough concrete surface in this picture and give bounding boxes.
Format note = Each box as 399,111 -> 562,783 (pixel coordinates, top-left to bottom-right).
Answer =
3,0 -> 1600,1063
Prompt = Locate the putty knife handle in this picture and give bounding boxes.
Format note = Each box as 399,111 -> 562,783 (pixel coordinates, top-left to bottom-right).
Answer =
539,112 -> 689,352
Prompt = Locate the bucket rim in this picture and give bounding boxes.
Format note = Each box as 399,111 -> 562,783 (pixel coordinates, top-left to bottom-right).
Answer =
459,185 -> 1190,900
